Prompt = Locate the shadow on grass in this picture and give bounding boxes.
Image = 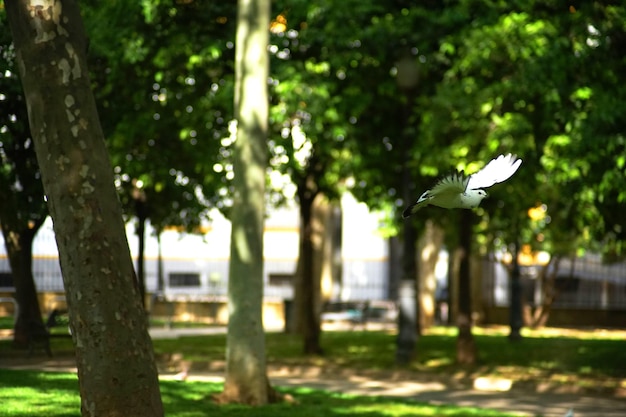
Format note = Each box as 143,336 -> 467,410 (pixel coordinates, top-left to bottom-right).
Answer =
0,369 -> 518,417
161,379 -> 519,417
154,329 -> 626,377
0,335 -> 75,359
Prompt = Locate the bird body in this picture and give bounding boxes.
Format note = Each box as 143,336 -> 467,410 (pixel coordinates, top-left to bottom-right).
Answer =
403,154 -> 522,218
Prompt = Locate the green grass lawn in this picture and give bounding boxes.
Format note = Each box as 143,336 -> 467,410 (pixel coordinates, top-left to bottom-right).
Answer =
0,316 -> 15,329
151,327 -> 626,390
2,322 -> 625,393
0,369 -> 521,417
0,325 -> 623,416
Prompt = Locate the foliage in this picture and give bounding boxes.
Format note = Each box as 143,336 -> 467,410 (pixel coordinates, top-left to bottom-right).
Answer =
0,13 -> 47,228
268,1 -> 626,262
0,369 -> 519,417
82,1 -> 237,231
417,2 -> 626,257
267,2 -> 451,215
79,0 -> 626,261
4,0 -> 624,259
0,5 -> 53,349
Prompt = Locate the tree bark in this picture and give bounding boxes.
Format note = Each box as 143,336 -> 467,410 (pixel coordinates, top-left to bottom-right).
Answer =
218,0 -> 275,405
396,216 -> 418,364
509,241 -> 523,341
396,120 -> 418,364
456,209 -> 476,364
5,1 -> 163,415
418,220 -> 444,329
528,256 -> 561,328
291,156 -> 329,355
297,188 -> 324,354
135,195 -> 148,309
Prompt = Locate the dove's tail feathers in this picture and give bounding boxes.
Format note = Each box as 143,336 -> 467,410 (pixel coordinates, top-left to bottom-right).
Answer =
402,193 -> 431,218
402,204 -> 419,218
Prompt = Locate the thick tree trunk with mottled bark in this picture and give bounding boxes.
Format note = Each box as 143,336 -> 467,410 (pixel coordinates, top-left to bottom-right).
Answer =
218,0 -> 275,405
5,1 -> 163,415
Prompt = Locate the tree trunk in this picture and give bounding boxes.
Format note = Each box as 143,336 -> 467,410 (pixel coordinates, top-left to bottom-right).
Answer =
293,167 -> 326,355
135,198 -> 147,309
315,196 -> 340,302
396,216 -> 418,364
509,241 -> 523,341
218,0 -> 275,405
397,133 -> 418,365
418,220 -> 444,329
1,221 -> 46,349
5,2 -> 164,415
456,210 -> 476,364
529,256 -> 561,328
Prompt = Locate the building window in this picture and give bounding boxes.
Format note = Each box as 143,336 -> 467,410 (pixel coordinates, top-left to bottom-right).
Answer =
268,273 -> 293,287
169,272 -> 201,287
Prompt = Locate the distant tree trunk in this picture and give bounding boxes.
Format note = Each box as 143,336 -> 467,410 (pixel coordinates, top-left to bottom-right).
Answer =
156,232 -> 165,293
396,216 -> 418,364
397,125 -> 418,365
217,0 -> 275,405
315,197 -> 341,302
5,1 -> 164,415
135,194 -> 148,309
456,210 -> 476,364
0,219 -> 46,348
418,220 -> 444,329
529,256 -> 561,328
509,241 -> 523,341
294,165 -> 324,355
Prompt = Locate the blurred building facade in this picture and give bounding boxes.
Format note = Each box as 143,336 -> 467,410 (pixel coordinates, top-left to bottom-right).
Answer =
1,193 -> 626,327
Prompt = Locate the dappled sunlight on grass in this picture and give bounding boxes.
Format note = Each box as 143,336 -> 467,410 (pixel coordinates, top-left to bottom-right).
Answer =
150,326 -> 626,396
150,327 -> 626,382
3,324 -> 623,404
0,370 -> 80,417
0,370 -> 521,417
330,402 -> 517,416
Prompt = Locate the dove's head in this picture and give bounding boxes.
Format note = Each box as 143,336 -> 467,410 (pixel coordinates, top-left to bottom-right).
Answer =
464,189 -> 488,208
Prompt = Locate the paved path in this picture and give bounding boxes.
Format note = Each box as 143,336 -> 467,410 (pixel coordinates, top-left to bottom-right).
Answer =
1,327 -> 625,417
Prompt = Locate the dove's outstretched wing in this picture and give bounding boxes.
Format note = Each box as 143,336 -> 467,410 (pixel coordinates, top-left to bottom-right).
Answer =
402,171 -> 468,218
429,171 -> 469,196
466,154 -> 522,191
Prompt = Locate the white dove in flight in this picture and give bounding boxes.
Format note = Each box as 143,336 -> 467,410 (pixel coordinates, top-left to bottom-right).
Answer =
402,153 -> 522,218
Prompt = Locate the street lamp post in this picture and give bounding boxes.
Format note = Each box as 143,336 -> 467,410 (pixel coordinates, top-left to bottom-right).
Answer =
395,54 -> 419,365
